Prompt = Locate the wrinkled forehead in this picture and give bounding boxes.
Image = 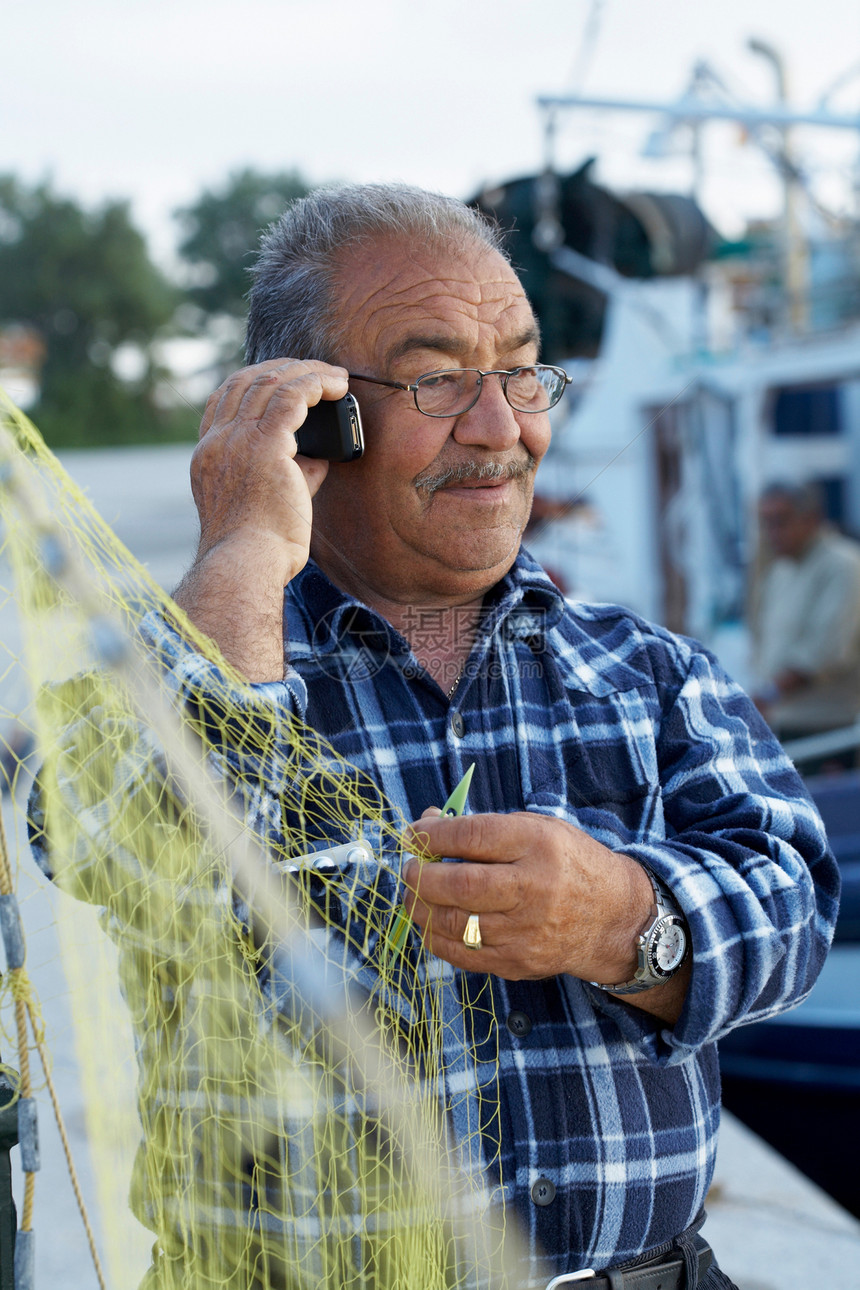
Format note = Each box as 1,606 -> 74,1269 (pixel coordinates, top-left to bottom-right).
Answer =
331,234 -> 538,366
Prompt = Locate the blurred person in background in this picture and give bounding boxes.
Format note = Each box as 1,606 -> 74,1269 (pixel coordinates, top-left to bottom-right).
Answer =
752,480 -> 860,762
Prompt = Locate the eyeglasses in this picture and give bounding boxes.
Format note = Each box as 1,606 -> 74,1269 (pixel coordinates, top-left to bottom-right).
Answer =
348,364 -> 571,419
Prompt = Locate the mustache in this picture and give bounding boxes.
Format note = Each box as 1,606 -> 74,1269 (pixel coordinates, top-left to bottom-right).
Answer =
414,454 -> 537,499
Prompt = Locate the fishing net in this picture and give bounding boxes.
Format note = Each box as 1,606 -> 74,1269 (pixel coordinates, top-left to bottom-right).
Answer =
0,388 -> 526,1290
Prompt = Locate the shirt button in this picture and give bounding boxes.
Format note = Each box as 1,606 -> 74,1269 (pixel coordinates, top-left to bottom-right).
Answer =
506,1011 -> 533,1038
531,1177 -> 556,1206
450,712 -> 465,738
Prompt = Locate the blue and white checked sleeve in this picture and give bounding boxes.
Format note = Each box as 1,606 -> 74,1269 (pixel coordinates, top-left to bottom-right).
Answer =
603,639 -> 840,1062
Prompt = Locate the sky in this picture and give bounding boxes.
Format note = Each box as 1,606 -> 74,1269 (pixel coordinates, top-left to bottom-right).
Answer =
3,0 -> 860,265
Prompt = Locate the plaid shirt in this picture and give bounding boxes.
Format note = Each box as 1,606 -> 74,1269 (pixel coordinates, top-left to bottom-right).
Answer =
36,550 -> 839,1284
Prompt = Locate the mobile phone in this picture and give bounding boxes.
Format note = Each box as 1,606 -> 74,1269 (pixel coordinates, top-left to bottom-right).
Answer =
295,394 -> 364,461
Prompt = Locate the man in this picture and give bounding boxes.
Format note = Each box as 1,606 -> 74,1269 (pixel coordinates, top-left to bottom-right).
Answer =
752,480 -> 860,753
155,184 -> 839,1286
39,184 -> 837,1288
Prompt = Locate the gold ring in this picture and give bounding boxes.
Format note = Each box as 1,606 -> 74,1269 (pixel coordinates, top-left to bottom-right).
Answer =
463,913 -> 482,950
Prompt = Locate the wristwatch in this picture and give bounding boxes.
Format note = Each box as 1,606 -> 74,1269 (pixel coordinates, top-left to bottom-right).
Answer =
595,867 -> 689,995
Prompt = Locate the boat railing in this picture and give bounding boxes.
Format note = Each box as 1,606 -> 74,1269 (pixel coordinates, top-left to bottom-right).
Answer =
781,722 -> 860,768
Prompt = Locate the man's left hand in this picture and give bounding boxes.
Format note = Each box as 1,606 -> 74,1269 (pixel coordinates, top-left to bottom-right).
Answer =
401,810 -> 652,985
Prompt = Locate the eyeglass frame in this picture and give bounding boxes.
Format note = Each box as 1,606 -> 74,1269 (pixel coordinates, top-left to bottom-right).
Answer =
347,365 -> 572,418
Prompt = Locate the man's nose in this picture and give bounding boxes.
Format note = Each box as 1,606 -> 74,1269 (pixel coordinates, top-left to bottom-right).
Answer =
452,374 -> 521,451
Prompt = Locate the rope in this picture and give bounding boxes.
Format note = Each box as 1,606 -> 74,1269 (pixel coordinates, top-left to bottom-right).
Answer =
0,800 -> 107,1288
29,1016 -> 107,1290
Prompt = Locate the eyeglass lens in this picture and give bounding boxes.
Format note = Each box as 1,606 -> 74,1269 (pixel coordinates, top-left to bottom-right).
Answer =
415,367 -> 565,416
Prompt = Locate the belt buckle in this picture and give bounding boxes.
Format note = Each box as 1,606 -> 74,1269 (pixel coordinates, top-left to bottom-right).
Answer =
546,1272 -> 596,1288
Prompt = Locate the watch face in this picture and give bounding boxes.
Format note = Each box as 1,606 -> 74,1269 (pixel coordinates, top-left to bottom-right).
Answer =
647,916 -> 687,977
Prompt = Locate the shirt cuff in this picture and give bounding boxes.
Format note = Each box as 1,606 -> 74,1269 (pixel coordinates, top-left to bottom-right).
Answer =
138,609 -> 308,716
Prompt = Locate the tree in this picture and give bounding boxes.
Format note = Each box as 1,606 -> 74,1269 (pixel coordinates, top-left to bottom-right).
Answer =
0,176 -> 184,447
174,167 -> 312,370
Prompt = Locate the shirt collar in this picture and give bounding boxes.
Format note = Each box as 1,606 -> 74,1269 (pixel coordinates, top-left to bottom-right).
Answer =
285,549 -> 567,661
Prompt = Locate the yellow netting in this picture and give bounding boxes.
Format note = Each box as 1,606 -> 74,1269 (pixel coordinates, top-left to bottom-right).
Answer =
0,389 -> 528,1289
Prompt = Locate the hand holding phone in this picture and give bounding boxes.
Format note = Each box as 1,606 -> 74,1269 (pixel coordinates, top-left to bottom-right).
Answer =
295,394 -> 364,461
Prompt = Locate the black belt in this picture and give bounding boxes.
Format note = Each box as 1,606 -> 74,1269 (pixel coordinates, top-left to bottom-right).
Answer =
546,1235 -> 714,1290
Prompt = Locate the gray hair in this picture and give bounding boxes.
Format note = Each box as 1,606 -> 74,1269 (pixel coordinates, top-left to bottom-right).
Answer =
760,479 -> 825,517
245,182 -> 509,365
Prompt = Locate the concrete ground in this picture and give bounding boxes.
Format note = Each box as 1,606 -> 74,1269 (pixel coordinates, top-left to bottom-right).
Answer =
705,1113 -> 860,1289
2,442 -> 858,1288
